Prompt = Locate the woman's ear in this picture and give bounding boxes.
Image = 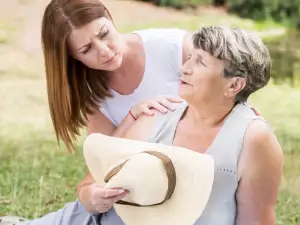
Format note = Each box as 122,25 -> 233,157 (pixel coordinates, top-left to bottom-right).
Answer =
224,77 -> 246,97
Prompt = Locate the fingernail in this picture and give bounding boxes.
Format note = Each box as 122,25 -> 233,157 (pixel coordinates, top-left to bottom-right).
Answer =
118,189 -> 125,193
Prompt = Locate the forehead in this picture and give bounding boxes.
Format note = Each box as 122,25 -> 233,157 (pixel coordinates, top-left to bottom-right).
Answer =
192,48 -> 225,68
67,18 -> 108,49
192,48 -> 212,58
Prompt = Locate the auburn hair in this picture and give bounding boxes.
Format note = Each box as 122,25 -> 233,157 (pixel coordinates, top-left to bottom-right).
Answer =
41,0 -> 114,151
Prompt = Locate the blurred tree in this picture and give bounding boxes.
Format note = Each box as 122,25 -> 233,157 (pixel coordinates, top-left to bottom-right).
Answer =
139,0 -> 300,28
228,0 -> 300,28
140,0 -> 212,8
213,0 -> 227,6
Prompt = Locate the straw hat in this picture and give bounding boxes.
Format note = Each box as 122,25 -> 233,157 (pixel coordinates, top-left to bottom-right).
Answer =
83,133 -> 214,225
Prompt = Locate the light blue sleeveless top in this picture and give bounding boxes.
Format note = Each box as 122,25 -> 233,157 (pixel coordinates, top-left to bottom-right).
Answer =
101,102 -> 263,225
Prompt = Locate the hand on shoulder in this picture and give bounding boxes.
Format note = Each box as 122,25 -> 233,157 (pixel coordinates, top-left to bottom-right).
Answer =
124,95 -> 184,141
129,95 -> 183,120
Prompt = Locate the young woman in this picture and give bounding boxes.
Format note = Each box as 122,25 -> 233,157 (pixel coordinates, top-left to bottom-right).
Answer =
0,0 -> 191,224
42,0 -> 191,151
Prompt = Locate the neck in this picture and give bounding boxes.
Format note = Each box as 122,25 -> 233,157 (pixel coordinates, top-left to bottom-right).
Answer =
109,33 -> 141,76
185,99 -> 236,127
107,33 -> 144,91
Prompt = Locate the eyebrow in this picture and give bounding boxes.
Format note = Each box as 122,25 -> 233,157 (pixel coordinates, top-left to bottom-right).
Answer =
78,25 -> 105,51
196,53 -> 203,62
197,53 -> 208,66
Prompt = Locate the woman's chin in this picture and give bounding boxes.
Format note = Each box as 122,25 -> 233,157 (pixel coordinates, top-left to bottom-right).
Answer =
179,88 -> 191,101
96,53 -> 124,72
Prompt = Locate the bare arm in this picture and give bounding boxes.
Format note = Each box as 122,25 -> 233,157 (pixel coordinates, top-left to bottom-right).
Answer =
77,111 -> 136,199
77,96 -> 182,210
77,111 -> 158,211
122,112 -> 158,141
236,120 -> 283,225
85,94 -> 181,137
86,110 -> 136,137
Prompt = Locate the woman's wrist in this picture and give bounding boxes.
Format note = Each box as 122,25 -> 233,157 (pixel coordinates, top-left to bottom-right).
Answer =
78,183 -> 91,203
129,109 -> 137,120
78,184 -> 96,213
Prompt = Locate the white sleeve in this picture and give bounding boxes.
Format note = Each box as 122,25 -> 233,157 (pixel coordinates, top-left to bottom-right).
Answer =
158,28 -> 188,75
167,28 -> 188,43
141,28 -> 188,79
99,101 -> 116,125
162,28 -> 188,68
136,28 -> 188,47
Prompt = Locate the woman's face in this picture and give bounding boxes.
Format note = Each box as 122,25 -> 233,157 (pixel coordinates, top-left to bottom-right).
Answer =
67,17 -> 125,71
179,48 -> 230,104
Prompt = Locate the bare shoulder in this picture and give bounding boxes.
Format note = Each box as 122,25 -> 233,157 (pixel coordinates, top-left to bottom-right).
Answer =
236,119 -> 283,224
244,119 -> 283,157
122,111 -> 160,141
238,119 -> 283,179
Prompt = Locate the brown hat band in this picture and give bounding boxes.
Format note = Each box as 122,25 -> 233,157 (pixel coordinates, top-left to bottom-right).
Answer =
104,151 -> 176,207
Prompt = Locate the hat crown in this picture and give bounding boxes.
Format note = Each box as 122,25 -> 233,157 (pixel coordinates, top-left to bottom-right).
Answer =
105,153 -> 170,206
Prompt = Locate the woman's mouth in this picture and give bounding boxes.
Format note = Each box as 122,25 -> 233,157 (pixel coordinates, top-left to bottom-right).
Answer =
180,80 -> 191,85
103,53 -> 118,65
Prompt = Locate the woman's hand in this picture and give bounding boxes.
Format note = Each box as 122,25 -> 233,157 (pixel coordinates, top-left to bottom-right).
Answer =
79,183 -> 128,214
129,95 -> 183,120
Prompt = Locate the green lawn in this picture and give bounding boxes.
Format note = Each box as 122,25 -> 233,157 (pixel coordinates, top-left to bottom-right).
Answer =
251,83 -> 300,224
0,7 -> 299,225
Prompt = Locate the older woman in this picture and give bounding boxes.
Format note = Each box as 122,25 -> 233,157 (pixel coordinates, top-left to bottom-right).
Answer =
117,26 -> 283,225
5,26 -> 282,225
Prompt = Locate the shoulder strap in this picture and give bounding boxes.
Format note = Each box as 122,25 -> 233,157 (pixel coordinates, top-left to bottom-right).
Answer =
206,103 -> 266,173
148,102 -> 188,145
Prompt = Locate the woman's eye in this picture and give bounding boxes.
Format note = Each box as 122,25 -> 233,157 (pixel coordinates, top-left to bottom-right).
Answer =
98,28 -> 109,38
101,31 -> 109,37
82,46 -> 91,54
197,60 -> 206,67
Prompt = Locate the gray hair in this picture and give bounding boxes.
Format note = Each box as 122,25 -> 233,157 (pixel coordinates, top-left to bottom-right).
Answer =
192,26 -> 271,102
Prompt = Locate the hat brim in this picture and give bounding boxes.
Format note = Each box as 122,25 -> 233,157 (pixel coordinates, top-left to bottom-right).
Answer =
83,134 -> 214,225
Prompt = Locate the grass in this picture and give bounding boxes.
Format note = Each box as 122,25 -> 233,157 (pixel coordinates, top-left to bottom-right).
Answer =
0,4 -> 299,225
250,82 -> 300,224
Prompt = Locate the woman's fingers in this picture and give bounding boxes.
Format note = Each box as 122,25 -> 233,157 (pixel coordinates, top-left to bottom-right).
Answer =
109,191 -> 129,203
165,96 -> 183,103
98,188 -> 126,198
130,95 -> 183,120
147,101 -> 168,113
157,98 -> 176,111
140,104 -> 155,116
100,191 -> 128,206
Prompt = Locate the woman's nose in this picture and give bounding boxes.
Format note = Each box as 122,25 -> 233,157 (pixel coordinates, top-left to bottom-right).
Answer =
94,39 -> 113,58
181,65 -> 193,76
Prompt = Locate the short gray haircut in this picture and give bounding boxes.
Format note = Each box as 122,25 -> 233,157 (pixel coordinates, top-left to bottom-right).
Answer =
192,26 -> 271,102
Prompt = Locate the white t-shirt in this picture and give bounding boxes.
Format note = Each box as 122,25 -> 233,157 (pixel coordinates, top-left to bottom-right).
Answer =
100,28 -> 188,126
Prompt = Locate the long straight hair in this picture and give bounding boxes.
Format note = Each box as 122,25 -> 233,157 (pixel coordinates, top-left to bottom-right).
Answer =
41,0 -> 114,151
